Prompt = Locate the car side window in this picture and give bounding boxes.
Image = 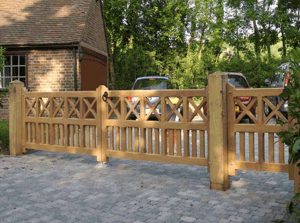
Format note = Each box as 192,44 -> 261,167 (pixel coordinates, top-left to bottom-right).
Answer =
228,75 -> 249,88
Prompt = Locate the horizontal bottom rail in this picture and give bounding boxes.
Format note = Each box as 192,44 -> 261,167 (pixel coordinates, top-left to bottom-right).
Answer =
106,150 -> 208,166
231,161 -> 288,173
24,143 -> 99,157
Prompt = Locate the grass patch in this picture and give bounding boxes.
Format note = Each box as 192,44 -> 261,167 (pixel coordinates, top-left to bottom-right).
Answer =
0,120 -> 9,155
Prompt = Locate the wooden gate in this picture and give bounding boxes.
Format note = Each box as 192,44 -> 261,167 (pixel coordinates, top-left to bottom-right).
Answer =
227,85 -> 290,174
9,72 -> 298,191
101,87 -> 208,166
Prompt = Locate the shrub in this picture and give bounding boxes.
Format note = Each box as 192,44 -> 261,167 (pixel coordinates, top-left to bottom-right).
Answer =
278,48 -> 300,222
0,120 -> 9,154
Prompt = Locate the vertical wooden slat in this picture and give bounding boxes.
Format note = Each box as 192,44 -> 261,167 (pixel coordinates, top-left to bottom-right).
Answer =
121,127 -> 126,151
200,130 -> 205,158
140,128 -> 146,153
45,124 -> 49,144
128,127 -> 132,152
257,96 -> 265,163
134,127 -> 139,152
120,96 -> 126,151
115,126 -> 120,150
258,132 -> 265,163
27,123 -> 31,143
161,96 -> 167,155
92,126 -> 96,148
75,125 -> 79,147
240,132 -> 245,161
192,130 -> 197,157
49,97 -> 54,145
155,128 -> 159,154
249,132 -> 255,162
169,129 -> 174,156
55,124 -> 58,145
32,123 -> 36,143
108,127 -> 113,149
86,126 -> 90,148
140,96 -> 146,153
279,138 -> 284,164
59,124 -> 64,146
148,128 -> 153,154
176,129 -> 181,156
183,130 -> 189,157
268,133 -> 274,163
63,96 -> 68,146
40,123 -> 44,144
70,125 -> 74,147
80,97 -> 84,148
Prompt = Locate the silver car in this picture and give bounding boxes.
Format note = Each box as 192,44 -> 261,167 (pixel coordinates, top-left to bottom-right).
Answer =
128,76 -> 175,120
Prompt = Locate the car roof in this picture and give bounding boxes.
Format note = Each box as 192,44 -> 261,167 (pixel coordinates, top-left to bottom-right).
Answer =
135,76 -> 170,81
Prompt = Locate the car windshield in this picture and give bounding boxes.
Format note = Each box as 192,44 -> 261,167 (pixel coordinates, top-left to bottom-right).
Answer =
133,78 -> 169,90
228,75 -> 249,88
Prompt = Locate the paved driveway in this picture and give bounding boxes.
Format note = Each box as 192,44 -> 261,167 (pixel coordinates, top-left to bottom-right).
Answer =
0,151 -> 293,223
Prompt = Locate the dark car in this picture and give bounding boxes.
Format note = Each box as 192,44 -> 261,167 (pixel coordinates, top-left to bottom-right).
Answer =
264,63 -> 290,117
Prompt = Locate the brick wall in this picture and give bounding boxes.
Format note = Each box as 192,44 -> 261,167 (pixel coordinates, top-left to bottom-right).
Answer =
0,49 -> 81,120
28,49 -> 80,91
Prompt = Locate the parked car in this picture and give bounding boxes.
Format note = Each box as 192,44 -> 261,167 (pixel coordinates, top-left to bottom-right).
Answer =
264,63 -> 290,117
128,76 -> 177,120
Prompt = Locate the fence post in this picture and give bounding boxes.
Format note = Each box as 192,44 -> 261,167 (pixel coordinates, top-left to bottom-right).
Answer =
208,72 -> 229,191
9,81 -> 25,156
96,85 -> 109,163
294,163 -> 300,193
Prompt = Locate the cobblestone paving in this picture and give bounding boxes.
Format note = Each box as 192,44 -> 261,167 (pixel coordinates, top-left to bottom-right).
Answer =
0,151 -> 294,223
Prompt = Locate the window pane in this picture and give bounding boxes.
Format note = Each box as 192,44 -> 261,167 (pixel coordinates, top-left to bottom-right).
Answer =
20,56 -> 25,65
19,77 -> 26,83
12,77 -> 18,81
4,77 -> 11,87
12,56 -> 18,65
4,67 -> 11,77
20,67 -> 25,76
4,56 -> 11,65
12,67 -> 18,76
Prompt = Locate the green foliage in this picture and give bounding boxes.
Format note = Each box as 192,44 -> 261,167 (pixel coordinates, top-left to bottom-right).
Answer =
103,0 -> 300,89
0,120 -> 9,154
0,47 -> 4,70
278,48 -> 300,222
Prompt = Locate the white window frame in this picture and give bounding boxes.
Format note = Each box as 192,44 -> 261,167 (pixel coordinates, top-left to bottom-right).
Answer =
0,55 -> 26,89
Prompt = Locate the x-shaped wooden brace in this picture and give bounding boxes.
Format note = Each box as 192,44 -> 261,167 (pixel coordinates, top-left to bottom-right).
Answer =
25,97 -> 37,117
263,97 -> 287,123
68,98 -> 80,118
53,97 -> 64,117
165,97 -> 183,121
144,97 -> 161,121
125,97 -> 140,120
38,97 -> 50,117
83,98 -> 97,119
188,97 -> 207,122
107,98 -> 121,119
235,97 -> 257,124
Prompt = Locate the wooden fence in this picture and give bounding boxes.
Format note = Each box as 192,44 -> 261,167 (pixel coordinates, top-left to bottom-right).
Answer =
8,73 -> 299,191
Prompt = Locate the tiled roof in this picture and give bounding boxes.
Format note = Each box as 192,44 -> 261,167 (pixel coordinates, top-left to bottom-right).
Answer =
0,0 -> 105,50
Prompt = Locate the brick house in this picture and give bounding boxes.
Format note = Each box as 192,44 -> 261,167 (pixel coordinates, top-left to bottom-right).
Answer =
0,0 -> 108,119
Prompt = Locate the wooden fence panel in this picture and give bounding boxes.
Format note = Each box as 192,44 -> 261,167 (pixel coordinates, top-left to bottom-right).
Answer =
102,89 -> 208,166
227,84 -> 289,174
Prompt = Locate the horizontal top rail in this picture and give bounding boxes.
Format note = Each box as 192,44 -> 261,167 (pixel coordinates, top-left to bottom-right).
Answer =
228,87 -> 284,97
107,89 -> 206,97
24,91 -> 97,97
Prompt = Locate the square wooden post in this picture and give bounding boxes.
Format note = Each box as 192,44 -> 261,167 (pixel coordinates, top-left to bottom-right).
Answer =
9,81 -> 25,156
294,163 -> 300,193
208,72 -> 229,191
96,85 -> 109,163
